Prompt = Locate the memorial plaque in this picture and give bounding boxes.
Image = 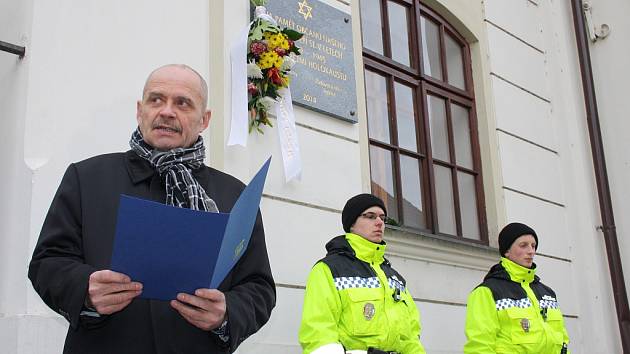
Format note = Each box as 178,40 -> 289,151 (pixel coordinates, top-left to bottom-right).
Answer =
263,0 -> 358,123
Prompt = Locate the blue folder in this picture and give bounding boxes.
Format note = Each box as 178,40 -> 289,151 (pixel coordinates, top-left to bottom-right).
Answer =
110,157 -> 271,301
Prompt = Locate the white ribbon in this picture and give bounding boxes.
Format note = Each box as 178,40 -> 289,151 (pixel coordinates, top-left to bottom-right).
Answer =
254,6 -> 277,25
228,6 -> 302,183
227,23 -> 250,147
275,87 -> 302,182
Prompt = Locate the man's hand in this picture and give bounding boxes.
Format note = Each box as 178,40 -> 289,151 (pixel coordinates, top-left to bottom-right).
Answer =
87,270 -> 143,315
170,289 -> 226,331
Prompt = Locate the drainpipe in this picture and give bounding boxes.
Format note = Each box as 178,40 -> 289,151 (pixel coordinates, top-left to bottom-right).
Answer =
571,1 -> 630,352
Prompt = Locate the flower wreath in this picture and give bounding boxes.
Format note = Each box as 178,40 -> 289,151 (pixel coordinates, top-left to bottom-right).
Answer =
247,0 -> 304,133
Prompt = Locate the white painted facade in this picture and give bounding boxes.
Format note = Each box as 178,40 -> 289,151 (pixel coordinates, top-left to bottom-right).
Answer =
0,0 -> 626,353
587,0 -> 630,301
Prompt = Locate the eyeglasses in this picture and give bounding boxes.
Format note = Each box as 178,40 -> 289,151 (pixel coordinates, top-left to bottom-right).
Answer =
360,212 -> 387,221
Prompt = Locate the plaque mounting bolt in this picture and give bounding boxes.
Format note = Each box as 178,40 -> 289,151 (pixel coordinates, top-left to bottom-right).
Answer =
350,110 -> 356,116
344,18 -> 349,23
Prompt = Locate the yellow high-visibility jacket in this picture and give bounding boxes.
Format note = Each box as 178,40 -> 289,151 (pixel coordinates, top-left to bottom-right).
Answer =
299,233 -> 426,354
464,257 -> 570,354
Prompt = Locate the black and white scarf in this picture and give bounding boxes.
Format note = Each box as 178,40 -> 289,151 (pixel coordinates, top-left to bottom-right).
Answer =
129,128 -> 219,212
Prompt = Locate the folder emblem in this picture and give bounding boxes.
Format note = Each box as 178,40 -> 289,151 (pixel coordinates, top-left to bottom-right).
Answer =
234,239 -> 245,261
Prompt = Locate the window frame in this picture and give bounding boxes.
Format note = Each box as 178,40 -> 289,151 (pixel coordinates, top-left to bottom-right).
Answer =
361,0 -> 488,244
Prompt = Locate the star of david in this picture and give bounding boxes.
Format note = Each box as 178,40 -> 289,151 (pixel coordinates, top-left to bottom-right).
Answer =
298,0 -> 313,20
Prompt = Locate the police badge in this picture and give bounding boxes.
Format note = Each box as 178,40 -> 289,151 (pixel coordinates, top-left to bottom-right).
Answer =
363,303 -> 375,321
520,318 -> 530,333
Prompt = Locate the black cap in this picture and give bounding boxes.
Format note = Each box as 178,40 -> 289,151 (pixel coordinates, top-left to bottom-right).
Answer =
499,222 -> 538,256
342,194 -> 387,232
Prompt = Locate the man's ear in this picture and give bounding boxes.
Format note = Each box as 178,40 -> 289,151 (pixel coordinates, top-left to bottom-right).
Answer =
201,109 -> 211,130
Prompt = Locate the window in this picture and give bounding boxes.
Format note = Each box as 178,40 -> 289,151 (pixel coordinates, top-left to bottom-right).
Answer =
360,0 -> 487,242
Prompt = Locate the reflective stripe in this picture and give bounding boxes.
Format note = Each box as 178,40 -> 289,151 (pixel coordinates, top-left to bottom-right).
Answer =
540,294 -> 559,309
388,275 -> 405,292
334,276 -> 380,290
495,297 -> 532,310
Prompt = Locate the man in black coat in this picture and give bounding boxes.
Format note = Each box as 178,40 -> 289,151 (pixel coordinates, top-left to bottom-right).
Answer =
28,64 -> 276,353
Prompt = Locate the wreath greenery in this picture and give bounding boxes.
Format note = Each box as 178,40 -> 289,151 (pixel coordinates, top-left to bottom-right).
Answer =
247,0 -> 304,133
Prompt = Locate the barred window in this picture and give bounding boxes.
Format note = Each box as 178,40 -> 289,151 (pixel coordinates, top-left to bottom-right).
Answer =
361,0 -> 487,242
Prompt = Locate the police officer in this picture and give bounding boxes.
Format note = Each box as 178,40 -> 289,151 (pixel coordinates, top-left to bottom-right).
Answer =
299,194 -> 426,354
464,222 -> 570,354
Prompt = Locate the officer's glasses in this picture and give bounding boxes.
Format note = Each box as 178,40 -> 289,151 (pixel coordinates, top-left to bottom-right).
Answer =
360,212 -> 387,221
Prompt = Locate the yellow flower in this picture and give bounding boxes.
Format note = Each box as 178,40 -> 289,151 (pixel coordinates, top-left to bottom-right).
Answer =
279,36 -> 289,50
258,51 -> 279,70
274,56 -> 283,69
263,32 -> 276,48
264,32 -> 289,50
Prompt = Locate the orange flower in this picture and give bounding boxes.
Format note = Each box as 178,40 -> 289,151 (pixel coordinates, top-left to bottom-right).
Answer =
267,67 -> 284,86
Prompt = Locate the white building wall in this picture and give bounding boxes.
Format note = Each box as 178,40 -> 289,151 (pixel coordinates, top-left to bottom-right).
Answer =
207,0 -> 363,352
223,0 -> 626,352
1,0 -> 211,352
589,0 -> 630,301
543,1 -> 622,351
483,0 -> 621,352
1,0 -> 626,353
0,0 -> 44,352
